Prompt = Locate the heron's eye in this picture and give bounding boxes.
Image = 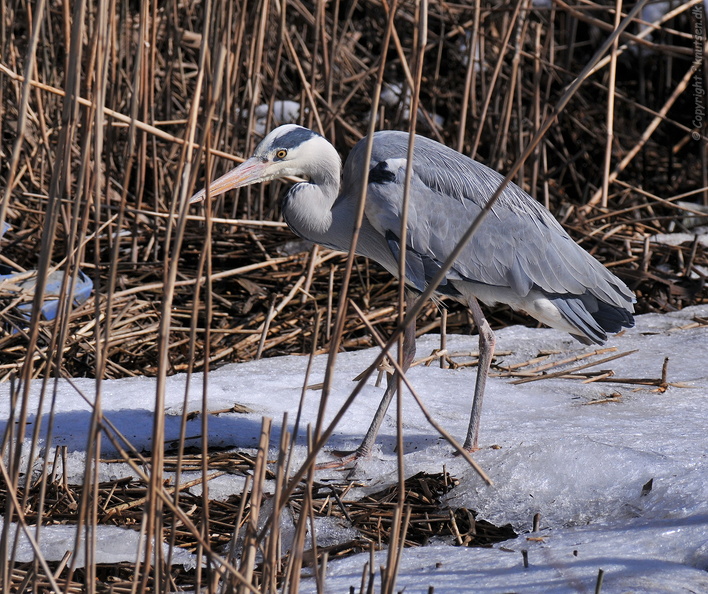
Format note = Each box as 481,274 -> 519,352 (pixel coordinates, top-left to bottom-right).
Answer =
275,149 -> 288,160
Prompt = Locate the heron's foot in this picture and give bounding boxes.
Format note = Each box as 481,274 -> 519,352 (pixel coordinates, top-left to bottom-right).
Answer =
460,440 -> 480,454
313,447 -> 371,470
456,442 -> 501,455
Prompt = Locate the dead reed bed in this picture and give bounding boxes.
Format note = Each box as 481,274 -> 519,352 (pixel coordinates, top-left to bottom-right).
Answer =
0,450 -> 517,592
0,0 -> 706,592
1,0 -> 705,381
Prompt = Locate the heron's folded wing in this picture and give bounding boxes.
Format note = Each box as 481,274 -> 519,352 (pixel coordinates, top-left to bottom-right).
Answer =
360,132 -> 633,310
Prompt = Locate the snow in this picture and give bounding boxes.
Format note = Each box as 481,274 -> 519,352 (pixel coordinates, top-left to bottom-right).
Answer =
236,100 -> 302,135
380,82 -> 446,128
0,520 -> 196,569
651,230 -> 708,247
1,305 -> 707,591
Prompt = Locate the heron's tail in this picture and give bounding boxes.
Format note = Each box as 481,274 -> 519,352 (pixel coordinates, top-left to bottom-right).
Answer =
551,295 -> 634,346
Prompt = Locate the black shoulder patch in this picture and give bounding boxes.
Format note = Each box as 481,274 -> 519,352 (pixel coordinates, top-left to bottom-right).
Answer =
277,127 -> 319,150
369,161 -> 396,184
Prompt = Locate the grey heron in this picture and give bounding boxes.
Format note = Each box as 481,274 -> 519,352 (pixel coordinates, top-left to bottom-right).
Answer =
191,124 -> 635,455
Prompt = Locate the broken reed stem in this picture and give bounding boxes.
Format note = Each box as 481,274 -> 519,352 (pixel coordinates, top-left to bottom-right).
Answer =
498,347 -> 617,376
393,0 -> 429,548
240,417 -> 272,587
510,350 -> 638,384
601,0 -> 622,209
261,416 -> 290,592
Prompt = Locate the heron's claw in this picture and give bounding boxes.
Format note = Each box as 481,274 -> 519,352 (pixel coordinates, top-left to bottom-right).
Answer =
314,448 -> 368,470
455,447 -> 480,456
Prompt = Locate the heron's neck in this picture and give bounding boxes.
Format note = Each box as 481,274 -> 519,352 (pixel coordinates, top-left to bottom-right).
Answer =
282,144 -> 345,246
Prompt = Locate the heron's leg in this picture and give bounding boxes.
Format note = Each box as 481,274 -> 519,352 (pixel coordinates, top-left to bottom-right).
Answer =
463,296 -> 496,452
355,292 -> 417,458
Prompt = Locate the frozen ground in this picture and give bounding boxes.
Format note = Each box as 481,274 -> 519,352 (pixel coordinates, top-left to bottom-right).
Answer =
1,305 -> 707,591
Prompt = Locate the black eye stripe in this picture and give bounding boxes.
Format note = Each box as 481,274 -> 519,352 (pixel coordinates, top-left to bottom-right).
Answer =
276,127 -> 318,149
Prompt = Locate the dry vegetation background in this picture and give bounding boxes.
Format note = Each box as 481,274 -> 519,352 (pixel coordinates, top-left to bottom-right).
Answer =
0,0 -> 706,592
1,0 -> 705,381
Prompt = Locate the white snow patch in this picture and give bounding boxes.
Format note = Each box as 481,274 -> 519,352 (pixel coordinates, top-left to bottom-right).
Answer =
2,305 -> 708,591
0,520 -> 195,569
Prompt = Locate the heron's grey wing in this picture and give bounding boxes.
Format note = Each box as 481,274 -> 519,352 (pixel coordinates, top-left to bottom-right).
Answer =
351,131 -> 633,311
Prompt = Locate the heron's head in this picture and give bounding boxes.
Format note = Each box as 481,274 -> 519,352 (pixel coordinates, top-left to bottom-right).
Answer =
190,124 -> 341,204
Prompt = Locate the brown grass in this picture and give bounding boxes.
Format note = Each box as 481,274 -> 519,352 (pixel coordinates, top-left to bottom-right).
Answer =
0,0 -> 706,591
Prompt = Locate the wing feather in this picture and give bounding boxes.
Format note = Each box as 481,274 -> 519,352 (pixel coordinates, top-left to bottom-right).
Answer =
344,131 -> 633,313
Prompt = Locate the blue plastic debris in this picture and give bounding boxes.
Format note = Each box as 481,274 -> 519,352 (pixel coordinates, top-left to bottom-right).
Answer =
0,269 -> 93,321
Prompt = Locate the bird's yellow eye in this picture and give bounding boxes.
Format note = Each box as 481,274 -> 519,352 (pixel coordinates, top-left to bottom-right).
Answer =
275,149 -> 287,160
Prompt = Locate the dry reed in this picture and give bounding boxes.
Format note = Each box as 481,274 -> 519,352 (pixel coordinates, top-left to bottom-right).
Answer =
0,0 -> 706,592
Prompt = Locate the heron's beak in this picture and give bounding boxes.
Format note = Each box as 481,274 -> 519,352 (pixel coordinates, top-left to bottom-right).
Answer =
189,157 -> 270,204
